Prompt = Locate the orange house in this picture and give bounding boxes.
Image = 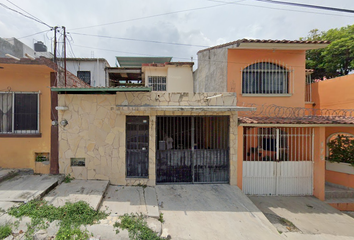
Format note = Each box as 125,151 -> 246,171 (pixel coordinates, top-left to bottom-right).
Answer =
195,39 -> 354,201
311,75 -> 354,209
0,57 -> 88,174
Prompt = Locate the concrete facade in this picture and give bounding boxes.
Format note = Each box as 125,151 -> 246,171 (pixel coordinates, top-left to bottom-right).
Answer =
0,37 -> 53,59
64,59 -> 109,87
143,64 -> 194,92
57,92 -> 239,185
194,46 -> 231,93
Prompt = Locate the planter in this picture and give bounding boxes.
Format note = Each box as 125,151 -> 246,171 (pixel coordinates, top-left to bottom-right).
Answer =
35,161 -> 50,174
326,161 -> 354,175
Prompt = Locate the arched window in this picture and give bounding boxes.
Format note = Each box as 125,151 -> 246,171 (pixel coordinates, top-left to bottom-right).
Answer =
242,62 -> 289,94
326,132 -> 354,163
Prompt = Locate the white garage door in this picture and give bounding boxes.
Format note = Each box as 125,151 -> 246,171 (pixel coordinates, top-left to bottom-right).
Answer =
242,127 -> 313,196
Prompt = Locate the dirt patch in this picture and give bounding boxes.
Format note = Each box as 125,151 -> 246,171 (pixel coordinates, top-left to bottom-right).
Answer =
263,213 -> 301,234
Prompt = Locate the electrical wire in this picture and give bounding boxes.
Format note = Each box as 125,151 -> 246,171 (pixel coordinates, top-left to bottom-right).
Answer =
254,0 -> 354,14
209,0 -> 354,18
69,32 -> 209,48
69,2 -> 234,31
17,30 -> 52,39
0,2 -> 52,29
6,0 -> 44,22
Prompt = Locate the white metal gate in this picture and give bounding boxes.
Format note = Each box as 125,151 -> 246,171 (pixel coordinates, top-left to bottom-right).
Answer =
242,127 -> 313,196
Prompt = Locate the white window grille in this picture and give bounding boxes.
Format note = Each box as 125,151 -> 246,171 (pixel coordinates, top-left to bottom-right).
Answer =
244,127 -> 313,162
242,61 -> 294,94
0,92 -> 40,134
148,76 -> 166,91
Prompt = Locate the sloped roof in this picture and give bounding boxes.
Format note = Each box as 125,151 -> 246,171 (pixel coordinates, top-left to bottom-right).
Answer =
198,39 -> 330,53
0,57 -> 90,88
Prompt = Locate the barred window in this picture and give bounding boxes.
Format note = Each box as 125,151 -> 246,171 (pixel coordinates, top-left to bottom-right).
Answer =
77,71 -> 91,85
242,62 -> 290,94
148,76 -> 166,91
0,92 -> 39,134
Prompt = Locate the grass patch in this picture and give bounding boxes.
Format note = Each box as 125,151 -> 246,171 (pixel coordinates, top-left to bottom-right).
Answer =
7,200 -> 108,240
114,213 -> 166,240
0,224 -> 12,239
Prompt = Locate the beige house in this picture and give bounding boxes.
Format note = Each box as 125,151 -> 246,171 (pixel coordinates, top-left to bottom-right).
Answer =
52,58 -> 252,186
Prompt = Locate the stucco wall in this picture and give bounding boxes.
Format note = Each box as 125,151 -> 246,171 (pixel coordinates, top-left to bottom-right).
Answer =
0,64 -> 53,170
312,74 -> 354,110
65,60 -> 108,87
58,92 -> 239,185
227,49 -> 307,108
144,65 -> 193,92
167,66 -> 193,92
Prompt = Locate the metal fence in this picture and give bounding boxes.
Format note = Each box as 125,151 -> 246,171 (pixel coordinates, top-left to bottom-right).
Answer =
156,116 -> 229,183
243,127 -> 313,162
126,116 -> 149,178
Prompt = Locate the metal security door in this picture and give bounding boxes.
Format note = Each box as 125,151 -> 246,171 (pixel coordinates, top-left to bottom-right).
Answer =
242,127 -> 313,196
126,116 -> 149,178
156,116 -> 229,184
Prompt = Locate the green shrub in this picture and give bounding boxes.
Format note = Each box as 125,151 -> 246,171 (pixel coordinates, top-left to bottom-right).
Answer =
327,134 -> 354,166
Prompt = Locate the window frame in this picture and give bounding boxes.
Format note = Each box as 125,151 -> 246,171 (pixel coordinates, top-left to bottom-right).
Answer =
77,71 -> 91,85
0,91 -> 40,136
148,76 -> 167,91
242,62 -> 291,95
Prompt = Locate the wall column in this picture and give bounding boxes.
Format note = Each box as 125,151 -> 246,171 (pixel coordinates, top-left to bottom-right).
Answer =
313,127 -> 326,200
148,115 -> 156,186
229,113 -> 238,185
237,125 -> 244,189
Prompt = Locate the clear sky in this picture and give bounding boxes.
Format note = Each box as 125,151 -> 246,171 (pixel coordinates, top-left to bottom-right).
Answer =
0,0 -> 353,67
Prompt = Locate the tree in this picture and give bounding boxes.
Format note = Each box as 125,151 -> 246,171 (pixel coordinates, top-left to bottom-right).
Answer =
301,25 -> 354,79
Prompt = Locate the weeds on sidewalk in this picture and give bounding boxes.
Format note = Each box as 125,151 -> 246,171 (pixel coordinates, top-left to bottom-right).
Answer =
63,174 -> 75,183
114,213 -> 166,240
7,200 -> 108,240
0,224 -> 12,239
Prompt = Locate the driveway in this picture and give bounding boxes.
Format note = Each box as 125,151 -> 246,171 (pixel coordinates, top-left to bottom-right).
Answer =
250,196 -> 354,239
156,184 -> 282,240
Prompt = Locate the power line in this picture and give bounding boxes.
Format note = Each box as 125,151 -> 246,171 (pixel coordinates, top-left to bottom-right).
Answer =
69,32 -> 210,48
0,2 -> 52,29
69,2 -> 235,31
17,30 -> 52,39
209,0 -> 354,18
254,0 -> 354,14
6,0 -> 43,22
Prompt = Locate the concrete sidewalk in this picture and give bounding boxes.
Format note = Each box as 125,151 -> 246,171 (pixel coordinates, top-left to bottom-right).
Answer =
44,179 -> 109,211
0,174 -> 62,203
156,184 -> 282,240
250,196 -> 354,239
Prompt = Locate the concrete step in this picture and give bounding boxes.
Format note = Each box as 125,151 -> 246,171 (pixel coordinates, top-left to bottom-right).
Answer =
44,179 -> 109,211
0,169 -> 20,183
325,198 -> 354,211
325,185 -> 354,199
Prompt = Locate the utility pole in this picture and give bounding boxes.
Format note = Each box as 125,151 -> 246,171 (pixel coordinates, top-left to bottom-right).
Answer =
63,26 -> 67,87
53,26 -> 58,65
